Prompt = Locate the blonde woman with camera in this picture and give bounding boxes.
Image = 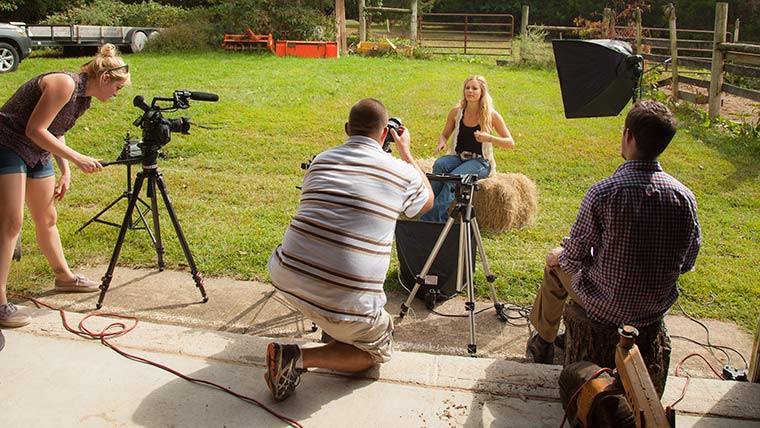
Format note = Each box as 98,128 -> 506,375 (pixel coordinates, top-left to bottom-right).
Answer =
0,44 -> 131,328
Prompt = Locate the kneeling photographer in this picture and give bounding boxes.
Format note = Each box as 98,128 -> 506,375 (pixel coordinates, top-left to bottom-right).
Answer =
264,98 -> 433,402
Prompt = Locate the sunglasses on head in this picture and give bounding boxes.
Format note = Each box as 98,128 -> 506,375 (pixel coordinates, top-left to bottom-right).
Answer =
106,64 -> 129,74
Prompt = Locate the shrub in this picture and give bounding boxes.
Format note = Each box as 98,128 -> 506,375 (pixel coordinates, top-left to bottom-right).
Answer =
518,26 -> 554,69
41,0 -> 188,27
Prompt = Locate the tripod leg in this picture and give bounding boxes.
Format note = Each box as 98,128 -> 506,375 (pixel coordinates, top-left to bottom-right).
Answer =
471,218 -> 507,321
147,175 -> 166,270
154,172 -> 208,303
98,172 -> 147,309
462,220 -> 477,356
399,216 -> 457,318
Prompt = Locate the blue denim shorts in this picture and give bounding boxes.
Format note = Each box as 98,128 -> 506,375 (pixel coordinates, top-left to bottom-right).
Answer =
0,145 -> 54,178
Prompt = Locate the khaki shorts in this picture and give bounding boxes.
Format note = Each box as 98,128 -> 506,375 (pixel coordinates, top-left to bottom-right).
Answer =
286,296 -> 394,364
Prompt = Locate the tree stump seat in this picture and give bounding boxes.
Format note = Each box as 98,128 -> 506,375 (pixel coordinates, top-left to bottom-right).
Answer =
562,302 -> 671,397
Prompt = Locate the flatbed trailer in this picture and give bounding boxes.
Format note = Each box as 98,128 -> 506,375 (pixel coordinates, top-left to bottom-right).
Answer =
26,24 -> 160,52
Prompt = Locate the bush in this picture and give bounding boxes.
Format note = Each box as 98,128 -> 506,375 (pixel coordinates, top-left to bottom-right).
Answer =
142,22 -> 218,52
518,26 -> 554,69
41,0 -> 189,27
205,0 -> 335,41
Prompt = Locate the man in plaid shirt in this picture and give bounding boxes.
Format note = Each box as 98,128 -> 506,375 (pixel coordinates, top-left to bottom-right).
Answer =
527,100 -> 701,364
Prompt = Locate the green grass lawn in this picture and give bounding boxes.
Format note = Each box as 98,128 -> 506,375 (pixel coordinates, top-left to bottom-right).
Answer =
3,51 -> 759,331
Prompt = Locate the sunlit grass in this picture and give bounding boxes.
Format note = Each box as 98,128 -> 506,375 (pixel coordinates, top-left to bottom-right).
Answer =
4,50 -> 758,331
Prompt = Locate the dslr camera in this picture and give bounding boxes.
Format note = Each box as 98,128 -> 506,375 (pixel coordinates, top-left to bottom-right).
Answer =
382,117 -> 403,153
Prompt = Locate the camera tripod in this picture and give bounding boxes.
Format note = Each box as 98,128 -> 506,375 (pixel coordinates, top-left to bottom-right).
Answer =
399,173 -> 508,357
97,149 -> 208,309
77,161 -> 154,234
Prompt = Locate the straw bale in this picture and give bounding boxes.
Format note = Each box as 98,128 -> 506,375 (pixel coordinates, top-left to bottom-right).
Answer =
473,173 -> 537,232
416,158 -> 538,233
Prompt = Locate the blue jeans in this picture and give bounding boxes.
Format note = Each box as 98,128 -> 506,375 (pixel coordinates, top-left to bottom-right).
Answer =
419,155 -> 490,222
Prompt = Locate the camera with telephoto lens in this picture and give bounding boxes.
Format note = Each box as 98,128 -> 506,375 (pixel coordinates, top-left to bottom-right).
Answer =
132,90 -> 218,160
382,117 -> 403,153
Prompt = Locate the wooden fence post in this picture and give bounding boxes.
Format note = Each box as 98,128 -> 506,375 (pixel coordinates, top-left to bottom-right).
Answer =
709,2 -> 729,120
336,0 -> 347,56
635,7 -> 642,54
667,3 -> 679,101
410,0 -> 418,46
359,0 -> 366,42
603,8 -> 612,38
734,18 -> 740,42
521,5 -> 529,36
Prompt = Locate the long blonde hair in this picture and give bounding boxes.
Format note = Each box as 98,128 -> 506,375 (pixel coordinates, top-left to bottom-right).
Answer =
458,75 -> 493,133
81,44 -> 130,83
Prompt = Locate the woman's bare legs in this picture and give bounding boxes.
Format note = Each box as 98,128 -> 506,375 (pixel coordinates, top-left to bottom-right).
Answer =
0,173 -> 26,306
24,176 -> 76,283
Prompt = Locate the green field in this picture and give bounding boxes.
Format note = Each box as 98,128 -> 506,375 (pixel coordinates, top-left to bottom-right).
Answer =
3,51 -> 758,331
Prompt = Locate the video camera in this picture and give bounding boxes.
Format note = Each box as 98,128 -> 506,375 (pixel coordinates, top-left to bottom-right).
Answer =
132,90 -> 218,157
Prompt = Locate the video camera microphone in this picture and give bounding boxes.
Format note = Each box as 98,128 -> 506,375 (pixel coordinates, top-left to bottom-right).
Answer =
175,90 -> 219,102
133,95 -> 150,112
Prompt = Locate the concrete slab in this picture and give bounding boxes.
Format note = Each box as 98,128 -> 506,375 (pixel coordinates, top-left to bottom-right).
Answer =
4,265 -> 759,427
30,264 -> 756,379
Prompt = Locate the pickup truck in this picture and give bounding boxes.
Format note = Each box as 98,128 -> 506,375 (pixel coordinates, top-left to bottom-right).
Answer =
0,22 -> 33,73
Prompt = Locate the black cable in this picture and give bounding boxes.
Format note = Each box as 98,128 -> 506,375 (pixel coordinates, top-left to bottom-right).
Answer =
675,283 -> 749,370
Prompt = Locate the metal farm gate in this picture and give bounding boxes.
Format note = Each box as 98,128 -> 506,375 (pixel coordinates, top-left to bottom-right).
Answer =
419,13 -> 514,57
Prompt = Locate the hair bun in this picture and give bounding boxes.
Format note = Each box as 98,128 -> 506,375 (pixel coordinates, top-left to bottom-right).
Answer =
98,43 -> 119,58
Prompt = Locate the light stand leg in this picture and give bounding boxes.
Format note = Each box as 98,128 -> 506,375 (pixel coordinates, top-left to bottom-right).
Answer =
399,216 -> 457,318
77,163 -> 154,232
154,171 -> 208,302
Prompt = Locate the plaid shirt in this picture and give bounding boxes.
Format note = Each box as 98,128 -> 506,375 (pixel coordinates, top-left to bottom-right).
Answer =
559,160 -> 701,327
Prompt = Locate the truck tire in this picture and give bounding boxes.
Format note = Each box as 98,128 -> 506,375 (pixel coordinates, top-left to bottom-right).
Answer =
130,30 -> 148,53
0,42 -> 20,73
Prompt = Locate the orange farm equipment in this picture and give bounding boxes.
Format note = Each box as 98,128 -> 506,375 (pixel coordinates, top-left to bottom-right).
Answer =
221,28 -> 274,53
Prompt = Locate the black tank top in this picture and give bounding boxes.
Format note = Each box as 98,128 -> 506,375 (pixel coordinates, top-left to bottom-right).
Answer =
455,117 -> 482,155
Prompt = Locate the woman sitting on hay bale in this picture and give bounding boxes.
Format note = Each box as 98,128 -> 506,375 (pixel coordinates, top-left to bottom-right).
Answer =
419,75 -> 516,222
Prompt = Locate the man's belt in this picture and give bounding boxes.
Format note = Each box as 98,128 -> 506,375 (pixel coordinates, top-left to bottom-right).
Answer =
459,151 -> 484,160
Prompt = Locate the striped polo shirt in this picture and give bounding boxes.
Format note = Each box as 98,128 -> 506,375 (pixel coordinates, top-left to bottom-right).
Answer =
268,136 -> 429,322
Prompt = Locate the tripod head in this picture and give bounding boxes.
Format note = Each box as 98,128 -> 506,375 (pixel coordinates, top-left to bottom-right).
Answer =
426,172 -> 480,195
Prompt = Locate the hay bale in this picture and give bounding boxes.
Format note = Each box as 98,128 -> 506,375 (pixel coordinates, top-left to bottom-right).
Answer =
473,173 -> 537,232
417,157 -> 435,173
417,158 -> 538,233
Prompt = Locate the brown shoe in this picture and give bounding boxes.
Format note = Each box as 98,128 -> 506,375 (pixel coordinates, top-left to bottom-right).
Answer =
0,303 -> 31,328
526,332 -> 555,364
54,274 -> 100,293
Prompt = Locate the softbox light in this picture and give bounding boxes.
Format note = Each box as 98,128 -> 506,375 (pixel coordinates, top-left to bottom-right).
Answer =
552,39 -> 643,118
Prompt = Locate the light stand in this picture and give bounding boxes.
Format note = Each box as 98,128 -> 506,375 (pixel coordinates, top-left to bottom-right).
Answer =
77,135 -> 155,235
399,173 -> 508,356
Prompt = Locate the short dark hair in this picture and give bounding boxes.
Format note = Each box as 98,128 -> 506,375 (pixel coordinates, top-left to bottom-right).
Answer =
624,100 -> 677,159
347,98 -> 388,137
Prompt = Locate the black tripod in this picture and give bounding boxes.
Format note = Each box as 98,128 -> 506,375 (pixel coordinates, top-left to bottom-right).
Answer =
97,148 -> 208,309
399,173 -> 508,356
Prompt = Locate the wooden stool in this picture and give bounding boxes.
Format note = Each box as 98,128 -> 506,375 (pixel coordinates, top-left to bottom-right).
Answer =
562,303 -> 671,397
